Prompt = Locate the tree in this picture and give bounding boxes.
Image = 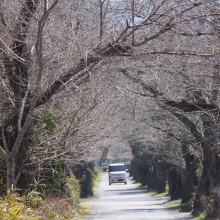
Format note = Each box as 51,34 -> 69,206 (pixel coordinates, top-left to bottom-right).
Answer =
0,0 -> 60,191
0,0 -> 216,205
120,58 -> 220,215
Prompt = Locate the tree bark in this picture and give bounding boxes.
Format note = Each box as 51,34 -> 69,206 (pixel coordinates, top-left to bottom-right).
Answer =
7,156 -> 15,192
193,115 -> 220,217
168,169 -> 183,200
132,160 -> 140,182
156,162 -> 167,193
148,160 -> 157,190
181,157 -> 199,205
139,166 -> 149,186
16,136 -> 33,194
181,141 -> 199,205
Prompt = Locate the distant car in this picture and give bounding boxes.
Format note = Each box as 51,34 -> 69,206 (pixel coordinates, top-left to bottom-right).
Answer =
108,163 -> 127,185
101,157 -> 109,171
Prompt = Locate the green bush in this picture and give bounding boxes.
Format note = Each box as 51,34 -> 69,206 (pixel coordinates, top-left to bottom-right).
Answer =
34,109 -> 58,133
181,199 -> 194,210
65,174 -> 81,210
19,191 -> 42,208
32,161 -> 66,198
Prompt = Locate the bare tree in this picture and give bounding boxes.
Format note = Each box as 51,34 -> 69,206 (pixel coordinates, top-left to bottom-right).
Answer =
0,0 -> 217,206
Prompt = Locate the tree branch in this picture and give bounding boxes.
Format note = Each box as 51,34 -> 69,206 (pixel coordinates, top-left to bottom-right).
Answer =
165,100 -> 218,112
0,146 -> 7,161
10,0 -> 58,158
120,69 -> 204,143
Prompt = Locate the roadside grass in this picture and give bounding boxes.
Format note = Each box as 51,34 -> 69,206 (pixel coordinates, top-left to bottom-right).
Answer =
92,168 -> 102,188
148,190 -> 169,197
79,203 -> 92,215
193,212 -> 208,220
162,198 -> 182,210
135,182 -> 170,197
91,167 -> 102,198
0,192 -> 81,220
148,184 -> 169,197
0,169 -> 102,220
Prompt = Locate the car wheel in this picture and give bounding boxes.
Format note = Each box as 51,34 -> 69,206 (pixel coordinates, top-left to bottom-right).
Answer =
124,182 -> 127,185
109,182 -> 111,185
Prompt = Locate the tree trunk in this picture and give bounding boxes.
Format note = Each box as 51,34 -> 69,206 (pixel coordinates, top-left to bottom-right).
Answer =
5,127 -> 33,194
193,115 -> 220,218
148,159 -> 157,190
129,159 -> 134,177
7,156 -> 15,192
193,150 -> 220,217
168,169 -> 182,200
139,166 -> 149,186
156,162 -> 167,193
181,141 -> 199,205
181,157 -> 199,205
16,138 -> 33,195
71,161 -> 94,198
181,140 -> 194,173
132,160 -> 140,182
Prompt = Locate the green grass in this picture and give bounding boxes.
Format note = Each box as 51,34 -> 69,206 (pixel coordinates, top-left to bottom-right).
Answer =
136,183 -> 147,188
146,189 -> 169,197
135,181 -> 169,197
192,211 -> 208,220
146,184 -> 169,197
163,198 -> 181,206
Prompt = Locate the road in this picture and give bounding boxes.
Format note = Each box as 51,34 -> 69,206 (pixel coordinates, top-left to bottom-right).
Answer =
83,172 -> 193,220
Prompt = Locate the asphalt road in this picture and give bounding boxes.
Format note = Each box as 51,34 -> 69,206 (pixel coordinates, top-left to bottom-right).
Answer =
83,172 -> 193,220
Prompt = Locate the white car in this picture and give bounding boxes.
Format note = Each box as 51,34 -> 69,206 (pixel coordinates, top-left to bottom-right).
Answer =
108,163 -> 127,185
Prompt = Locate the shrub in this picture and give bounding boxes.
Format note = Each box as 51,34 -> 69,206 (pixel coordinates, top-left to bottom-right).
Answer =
181,199 -> 194,211
19,191 -> 42,208
40,199 -> 73,220
0,191 -> 40,220
65,174 -> 81,211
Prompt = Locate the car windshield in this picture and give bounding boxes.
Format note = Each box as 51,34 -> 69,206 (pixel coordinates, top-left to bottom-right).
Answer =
109,165 -> 125,172
102,158 -> 108,163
